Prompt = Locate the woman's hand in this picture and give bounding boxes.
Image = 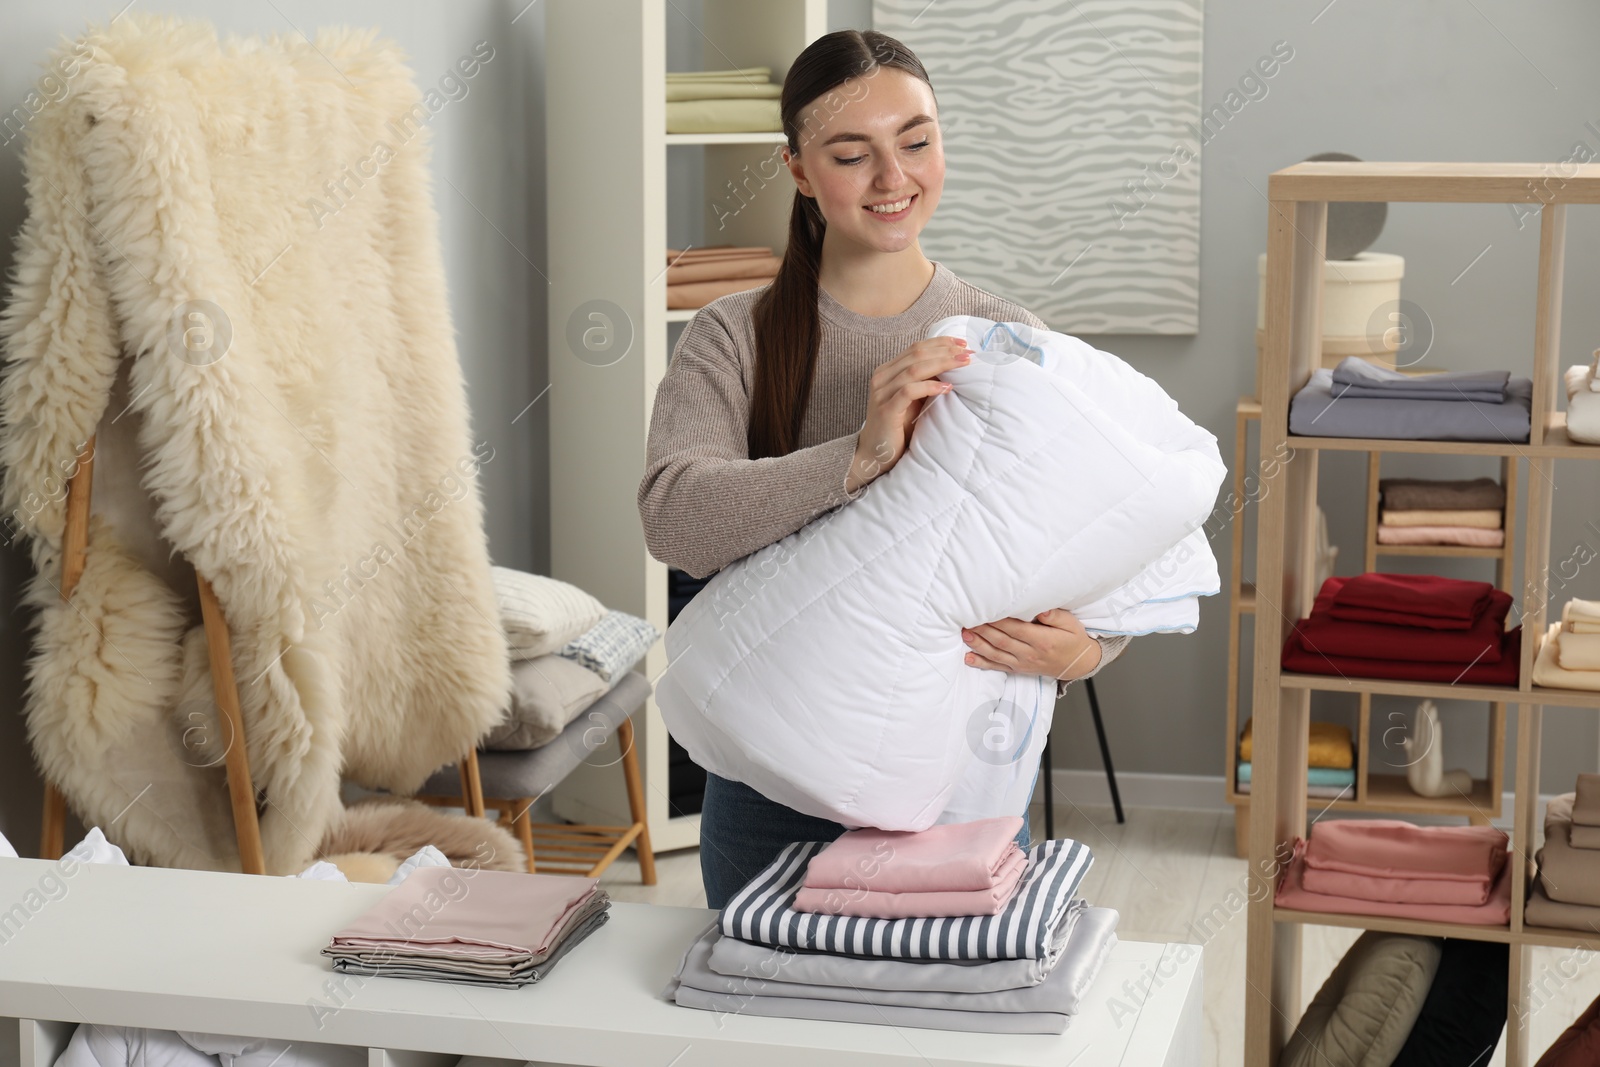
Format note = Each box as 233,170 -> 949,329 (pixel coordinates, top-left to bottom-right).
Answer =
845,336 -> 971,496
961,608 -> 1102,685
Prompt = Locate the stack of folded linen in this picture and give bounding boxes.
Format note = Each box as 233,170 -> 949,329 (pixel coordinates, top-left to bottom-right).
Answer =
1236,719 -> 1354,799
1377,476 -> 1506,548
1290,357 -> 1532,443
1526,776 -> 1600,930
665,245 -> 782,310
1277,819 -> 1512,925
665,823 -> 1112,1034
1533,598 -> 1600,693
1564,353 -> 1600,445
665,67 -> 781,133
1282,572 -> 1521,685
485,566 -> 658,750
321,867 -> 610,987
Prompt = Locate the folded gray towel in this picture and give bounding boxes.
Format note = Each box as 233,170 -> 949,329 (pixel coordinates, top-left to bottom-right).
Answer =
1330,356 -> 1510,402
1290,369 -> 1531,443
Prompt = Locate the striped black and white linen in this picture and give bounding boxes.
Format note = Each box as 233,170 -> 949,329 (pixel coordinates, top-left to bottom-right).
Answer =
720,838 -> 1092,960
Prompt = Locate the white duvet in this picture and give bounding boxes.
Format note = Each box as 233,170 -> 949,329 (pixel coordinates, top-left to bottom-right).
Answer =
656,316 -> 1227,830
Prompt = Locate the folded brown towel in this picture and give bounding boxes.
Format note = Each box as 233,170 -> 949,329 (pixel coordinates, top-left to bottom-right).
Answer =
667,276 -> 772,309
1379,477 -> 1505,511
1576,773 -> 1600,828
666,255 -> 781,286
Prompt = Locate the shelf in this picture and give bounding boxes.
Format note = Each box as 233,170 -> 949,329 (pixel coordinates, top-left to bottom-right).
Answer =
1286,413 -> 1598,457
1369,542 -> 1506,558
664,131 -> 787,145
1274,909 -> 1600,953
1267,161 -> 1600,204
665,308 -> 697,322
1225,774 -> 1495,818
1279,670 -> 1600,710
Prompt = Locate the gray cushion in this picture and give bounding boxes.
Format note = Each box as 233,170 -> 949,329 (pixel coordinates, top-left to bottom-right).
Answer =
1282,930 -> 1442,1067
482,654 -> 611,751
420,671 -> 651,799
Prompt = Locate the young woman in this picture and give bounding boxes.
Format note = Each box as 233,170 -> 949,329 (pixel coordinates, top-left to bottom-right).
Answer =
638,29 -> 1131,910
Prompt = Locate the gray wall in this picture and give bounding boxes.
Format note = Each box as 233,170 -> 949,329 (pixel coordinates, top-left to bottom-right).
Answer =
2,0 -> 1598,857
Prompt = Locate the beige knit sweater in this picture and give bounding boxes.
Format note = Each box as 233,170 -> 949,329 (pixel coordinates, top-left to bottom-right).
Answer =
637,260 -> 1129,696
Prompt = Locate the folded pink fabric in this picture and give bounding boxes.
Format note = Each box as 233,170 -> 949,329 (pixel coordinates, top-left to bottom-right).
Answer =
1301,865 -> 1496,906
328,867 -> 599,960
801,816 -> 1024,894
1376,524 -> 1505,548
1277,840 -> 1512,926
1303,819 -> 1507,883
793,847 -> 1027,918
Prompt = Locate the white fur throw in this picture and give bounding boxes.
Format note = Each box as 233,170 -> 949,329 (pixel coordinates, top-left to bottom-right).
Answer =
0,15 -> 511,874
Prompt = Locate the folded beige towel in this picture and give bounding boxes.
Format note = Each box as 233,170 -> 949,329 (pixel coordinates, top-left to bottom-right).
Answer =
667,82 -> 781,101
1557,622 -> 1600,671
668,276 -> 773,309
1534,623 -> 1600,691
1576,773 -> 1600,828
1379,508 -> 1503,529
668,66 -> 772,80
666,255 -> 781,286
1564,598 -> 1600,633
667,98 -> 781,134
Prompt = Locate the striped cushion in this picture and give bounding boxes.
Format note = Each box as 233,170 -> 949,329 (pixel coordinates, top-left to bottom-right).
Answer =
720,838 -> 1092,961
556,610 -> 659,682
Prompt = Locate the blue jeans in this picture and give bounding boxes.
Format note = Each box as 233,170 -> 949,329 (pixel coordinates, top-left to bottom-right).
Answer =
697,771 -> 1033,910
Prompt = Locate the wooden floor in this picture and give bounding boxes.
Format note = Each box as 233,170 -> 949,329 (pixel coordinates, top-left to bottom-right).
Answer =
594,802 -> 1600,1066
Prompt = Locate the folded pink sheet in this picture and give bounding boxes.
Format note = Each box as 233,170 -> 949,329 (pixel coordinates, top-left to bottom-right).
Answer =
1277,840 -> 1512,926
328,867 -> 599,960
802,816 -> 1024,894
794,847 -> 1027,917
1376,524 -> 1506,548
1304,819 -> 1507,883
1301,865 -> 1496,906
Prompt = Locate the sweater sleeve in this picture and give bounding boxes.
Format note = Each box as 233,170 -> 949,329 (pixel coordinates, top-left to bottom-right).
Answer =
638,308 -> 860,579
1056,633 -> 1131,698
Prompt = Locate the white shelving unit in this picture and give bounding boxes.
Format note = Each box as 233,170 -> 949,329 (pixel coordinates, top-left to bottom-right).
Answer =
546,1 -> 828,851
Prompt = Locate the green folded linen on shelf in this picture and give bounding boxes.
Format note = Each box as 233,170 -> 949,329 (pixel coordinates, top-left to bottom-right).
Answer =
666,82 -> 782,101
667,66 -> 772,80
1236,762 -> 1355,788
666,98 -> 781,134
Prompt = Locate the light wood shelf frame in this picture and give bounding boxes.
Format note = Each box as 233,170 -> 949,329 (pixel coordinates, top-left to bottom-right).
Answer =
1243,161 -> 1600,1067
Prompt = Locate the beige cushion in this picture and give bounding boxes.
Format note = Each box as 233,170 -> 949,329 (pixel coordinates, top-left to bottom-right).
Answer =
493,566 -> 607,658
1281,930 -> 1442,1067
481,654 -> 610,750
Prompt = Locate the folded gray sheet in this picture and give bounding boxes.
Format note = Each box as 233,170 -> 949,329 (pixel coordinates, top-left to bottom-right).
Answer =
1290,368 -> 1531,442
708,900 -> 1088,993
669,983 -> 1073,1034
1330,357 -> 1510,401
327,905 -> 608,987
677,906 -> 1118,1017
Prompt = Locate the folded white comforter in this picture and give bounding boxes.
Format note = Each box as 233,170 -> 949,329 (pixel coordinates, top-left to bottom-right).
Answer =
657,316 -> 1226,830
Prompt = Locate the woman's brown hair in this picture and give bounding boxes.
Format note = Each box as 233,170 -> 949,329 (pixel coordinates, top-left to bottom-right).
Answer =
746,30 -> 933,461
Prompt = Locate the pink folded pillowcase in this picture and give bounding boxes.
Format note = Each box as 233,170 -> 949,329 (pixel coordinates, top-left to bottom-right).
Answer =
801,815 -> 1024,894
794,847 -> 1027,917
1304,820 -> 1508,884
1300,866 -> 1497,906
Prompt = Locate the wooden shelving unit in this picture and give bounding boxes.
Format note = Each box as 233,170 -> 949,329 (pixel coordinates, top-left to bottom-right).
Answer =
546,0 -> 827,852
1244,160 -> 1600,1067
1225,409 -> 1513,858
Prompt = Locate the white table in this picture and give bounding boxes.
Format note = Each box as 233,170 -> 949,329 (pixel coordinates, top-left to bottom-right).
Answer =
0,859 -> 1201,1067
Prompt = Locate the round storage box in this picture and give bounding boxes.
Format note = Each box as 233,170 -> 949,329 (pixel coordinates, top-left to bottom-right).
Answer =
1256,251 -> 1404,337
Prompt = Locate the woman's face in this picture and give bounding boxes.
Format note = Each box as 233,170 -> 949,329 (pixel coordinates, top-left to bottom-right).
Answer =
785,67 -> 945,254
